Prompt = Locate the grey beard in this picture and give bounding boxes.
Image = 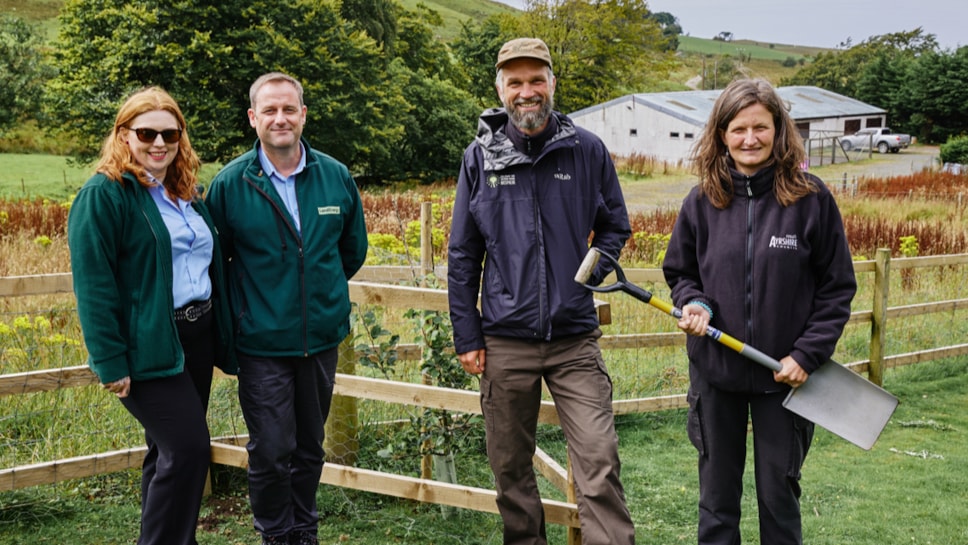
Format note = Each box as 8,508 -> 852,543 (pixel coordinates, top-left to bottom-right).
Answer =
508,98 -> 554,132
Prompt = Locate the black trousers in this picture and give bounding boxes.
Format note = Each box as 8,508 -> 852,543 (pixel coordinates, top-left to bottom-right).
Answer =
236,348 -> 337,540
687,374 -> 814,545
120,311 -> 215,545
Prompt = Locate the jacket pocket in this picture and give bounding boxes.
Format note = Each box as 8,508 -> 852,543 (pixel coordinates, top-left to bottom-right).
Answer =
479,375 -> 495,437
786,413 -> 815,485
686,386 -> 706,457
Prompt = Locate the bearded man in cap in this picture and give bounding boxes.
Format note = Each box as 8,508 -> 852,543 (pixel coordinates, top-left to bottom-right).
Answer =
447,37 -> 637,545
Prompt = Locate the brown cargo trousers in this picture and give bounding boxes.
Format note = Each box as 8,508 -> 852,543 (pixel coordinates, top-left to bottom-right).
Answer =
480,330 -> 636,545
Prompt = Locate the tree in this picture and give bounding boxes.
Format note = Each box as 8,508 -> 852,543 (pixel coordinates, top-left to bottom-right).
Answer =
368,5 -> 479,182
451,16 -> 517,110
649,11 -> 681,51
782,28 -> 939,97
0,15 -> 52,133
779,28 -> 968,142
855,53 -> 912,126
898,46 -> 968,143
513,0 -> 676,113
340,0 -> 400,55
394,4 -> 462,84
385,61 -> 478,182
46,0 -> 410,178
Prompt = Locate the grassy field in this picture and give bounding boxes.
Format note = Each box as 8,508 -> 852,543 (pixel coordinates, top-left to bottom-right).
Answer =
0,153 -> 91,201
678,35 -> 828,63
2,162 -> 967,543
397,0 -> 517,41
0,154 -> 225,202
6,4 -> 957,543
671,36 -> 823,87
1,355 -> 966,544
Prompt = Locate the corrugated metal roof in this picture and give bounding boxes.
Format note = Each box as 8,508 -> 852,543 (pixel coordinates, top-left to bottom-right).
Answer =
569,86 -> 885,125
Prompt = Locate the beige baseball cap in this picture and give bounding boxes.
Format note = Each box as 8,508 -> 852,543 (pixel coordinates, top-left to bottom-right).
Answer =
495,38 -> 553,70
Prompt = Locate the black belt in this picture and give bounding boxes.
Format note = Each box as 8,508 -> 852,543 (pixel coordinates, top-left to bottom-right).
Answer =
173,299 -> 212,322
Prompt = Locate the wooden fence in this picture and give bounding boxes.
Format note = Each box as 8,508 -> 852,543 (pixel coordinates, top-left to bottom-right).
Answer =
2,249 -> 968,543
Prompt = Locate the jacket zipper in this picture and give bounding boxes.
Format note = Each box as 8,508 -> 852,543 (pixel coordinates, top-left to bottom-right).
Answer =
745,180 -> 755,389
531,166 -> 548,340
243,175 -> 309,356
138,193 -> 176,328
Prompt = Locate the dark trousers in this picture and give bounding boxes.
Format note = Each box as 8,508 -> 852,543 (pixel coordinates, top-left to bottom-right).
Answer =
237,348 -> 338,539
687,375 -> 814,545
481,332 -> 635,545
120,312 -> 215,545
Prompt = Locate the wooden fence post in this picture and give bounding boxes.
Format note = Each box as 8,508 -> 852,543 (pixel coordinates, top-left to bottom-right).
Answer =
565,448 -> 582,545
419,201 -> 435,480
420,201 -> 434,278
325,334 -> 360,465
869,248 -> 891,386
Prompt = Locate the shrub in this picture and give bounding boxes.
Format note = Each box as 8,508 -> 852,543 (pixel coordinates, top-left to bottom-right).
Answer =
939,135 -> 968,165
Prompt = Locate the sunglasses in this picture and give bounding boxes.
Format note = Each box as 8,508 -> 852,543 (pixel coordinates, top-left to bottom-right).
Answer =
129,127 -> 182,144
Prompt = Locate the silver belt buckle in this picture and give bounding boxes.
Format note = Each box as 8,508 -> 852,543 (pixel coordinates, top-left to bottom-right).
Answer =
184,304 -> 201,322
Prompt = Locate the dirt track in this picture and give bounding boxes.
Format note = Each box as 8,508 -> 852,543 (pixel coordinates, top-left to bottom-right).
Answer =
623,145 -> 940,213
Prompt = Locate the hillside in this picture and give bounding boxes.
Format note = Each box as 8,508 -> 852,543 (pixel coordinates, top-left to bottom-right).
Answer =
4,0 -> 832,94
397,0 -> 518,41
3,0 -> 518,41
668,35 -> 833,88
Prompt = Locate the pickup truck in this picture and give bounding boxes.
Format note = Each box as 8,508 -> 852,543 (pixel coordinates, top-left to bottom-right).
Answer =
840,127 -> 912,154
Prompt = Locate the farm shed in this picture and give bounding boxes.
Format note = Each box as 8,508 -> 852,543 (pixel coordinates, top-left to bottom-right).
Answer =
567,86 -> 887,164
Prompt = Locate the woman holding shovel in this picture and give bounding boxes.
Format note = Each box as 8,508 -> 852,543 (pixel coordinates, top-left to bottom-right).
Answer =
662,78 -> 856,545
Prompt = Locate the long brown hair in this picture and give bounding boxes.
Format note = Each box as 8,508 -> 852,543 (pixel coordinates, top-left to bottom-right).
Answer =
690,78 -> 813,209
95,86 -> 201,201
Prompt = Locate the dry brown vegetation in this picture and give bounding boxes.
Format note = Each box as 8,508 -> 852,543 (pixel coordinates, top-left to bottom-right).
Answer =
1,169 -> 966,278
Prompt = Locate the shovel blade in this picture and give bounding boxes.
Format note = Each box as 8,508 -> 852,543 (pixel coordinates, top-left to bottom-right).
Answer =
783,360 -> 898,450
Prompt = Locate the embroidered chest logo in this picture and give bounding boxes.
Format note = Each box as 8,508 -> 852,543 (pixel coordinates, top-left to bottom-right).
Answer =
769,234 -> 798,250
487,174 -> 516,188
553,172 -> 572,181
317,206 -> 340,215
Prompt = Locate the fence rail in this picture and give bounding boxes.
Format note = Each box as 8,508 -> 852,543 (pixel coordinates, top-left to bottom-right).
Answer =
2,250 -> 968,540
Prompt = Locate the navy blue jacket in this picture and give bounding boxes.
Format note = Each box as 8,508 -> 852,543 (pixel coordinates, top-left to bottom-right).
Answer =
448,108 -> 631,354
663,165 -> 857,393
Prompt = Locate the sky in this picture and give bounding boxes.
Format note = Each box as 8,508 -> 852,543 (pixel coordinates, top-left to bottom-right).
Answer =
493,0 -> 964,51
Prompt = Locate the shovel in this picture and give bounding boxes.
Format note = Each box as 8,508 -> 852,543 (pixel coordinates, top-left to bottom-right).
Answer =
574,247 -> 898,450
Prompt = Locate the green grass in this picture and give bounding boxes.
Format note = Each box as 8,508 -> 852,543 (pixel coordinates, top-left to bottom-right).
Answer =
2,356 -> 966,544
677,35 -> 823,63
671,36 -> 824,86
0,153 -> 224,202
0,153 -> 91,201
4,265 -> 967,543
397,0 -> 518,41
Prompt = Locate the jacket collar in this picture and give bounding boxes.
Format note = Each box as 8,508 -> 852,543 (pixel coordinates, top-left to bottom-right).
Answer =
475,108 -> 576,171
728,160 -> 776,198
247,137 -> 317,175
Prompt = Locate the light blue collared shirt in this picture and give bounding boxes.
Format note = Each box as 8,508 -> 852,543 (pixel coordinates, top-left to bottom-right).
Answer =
147,181 -> 214,308
258,144 -> 307,235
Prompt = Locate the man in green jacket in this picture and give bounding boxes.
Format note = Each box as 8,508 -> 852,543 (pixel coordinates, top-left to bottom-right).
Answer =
206,72 -> 368,545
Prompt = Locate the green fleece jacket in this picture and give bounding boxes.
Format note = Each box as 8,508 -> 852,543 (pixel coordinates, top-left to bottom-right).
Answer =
68,172 -> 236,383
206,139 -> 368,357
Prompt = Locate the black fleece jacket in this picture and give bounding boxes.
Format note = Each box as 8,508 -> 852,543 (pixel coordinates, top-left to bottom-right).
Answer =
663,165 -> 857,393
